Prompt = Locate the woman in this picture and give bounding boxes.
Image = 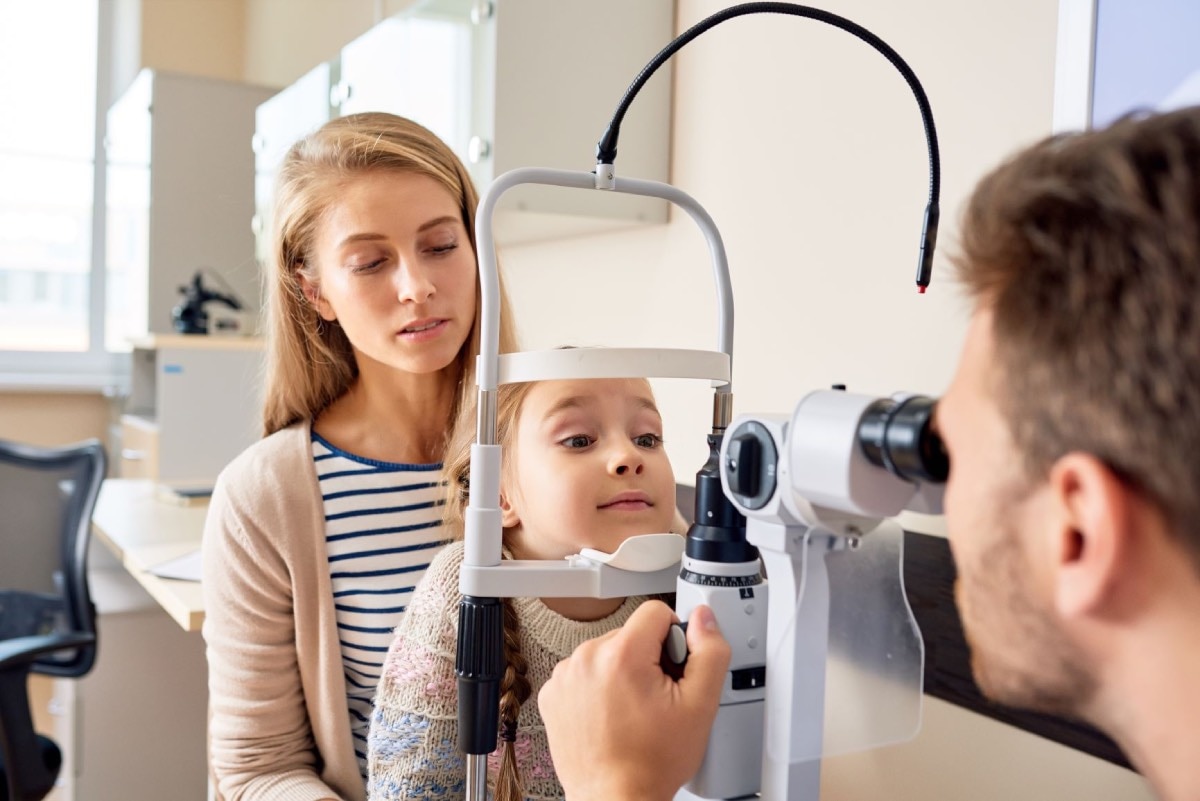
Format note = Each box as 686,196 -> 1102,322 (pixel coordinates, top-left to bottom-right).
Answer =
201,112 -> 518,801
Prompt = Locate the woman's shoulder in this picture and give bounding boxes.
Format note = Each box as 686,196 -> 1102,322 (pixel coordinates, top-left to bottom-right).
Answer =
212,423 -> 316,503
218,422 -> 312,484
205,422 -> 320,550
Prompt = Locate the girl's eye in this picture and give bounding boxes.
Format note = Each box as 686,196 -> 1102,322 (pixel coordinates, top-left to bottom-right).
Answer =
634,433 -> 663,449
428,242 -> 458,256
561,435 -> 593,449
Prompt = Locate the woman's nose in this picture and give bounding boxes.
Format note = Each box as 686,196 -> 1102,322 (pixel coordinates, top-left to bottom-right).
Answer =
396,258 -> 435,303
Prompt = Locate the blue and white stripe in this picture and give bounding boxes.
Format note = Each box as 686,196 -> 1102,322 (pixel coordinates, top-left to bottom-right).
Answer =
314,432 -> 449,780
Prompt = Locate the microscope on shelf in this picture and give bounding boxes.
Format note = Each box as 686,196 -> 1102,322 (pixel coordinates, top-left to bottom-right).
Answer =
455,4 -> 947,800
171,269 -> 244,335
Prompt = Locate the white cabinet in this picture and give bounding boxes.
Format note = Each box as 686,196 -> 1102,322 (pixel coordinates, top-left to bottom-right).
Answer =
252,61 -> 337,266
120,334 -> 263,488
32,598 -> 209,801
105,69 -> 275,347
253,0 -> 674,250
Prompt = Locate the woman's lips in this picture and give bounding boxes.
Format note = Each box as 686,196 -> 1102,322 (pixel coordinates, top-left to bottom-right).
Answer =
397,319 -> 448,340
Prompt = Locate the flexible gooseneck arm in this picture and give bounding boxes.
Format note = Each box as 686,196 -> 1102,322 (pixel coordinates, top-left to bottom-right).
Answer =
596,2 -> 941,292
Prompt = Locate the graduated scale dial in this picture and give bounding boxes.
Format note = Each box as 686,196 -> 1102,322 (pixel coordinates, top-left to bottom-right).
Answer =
679,568 -> 761,588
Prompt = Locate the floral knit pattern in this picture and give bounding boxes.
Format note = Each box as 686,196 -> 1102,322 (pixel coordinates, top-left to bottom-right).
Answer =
367,541 -> 651,800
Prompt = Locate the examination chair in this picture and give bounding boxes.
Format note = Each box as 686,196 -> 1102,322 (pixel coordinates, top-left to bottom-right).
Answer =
0,438 -> 105,801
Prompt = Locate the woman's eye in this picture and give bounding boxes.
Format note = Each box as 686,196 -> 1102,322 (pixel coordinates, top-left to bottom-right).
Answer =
561,435 -> 593,449
428,242 -> 458,256
349,258 -> 384,273
634,434 -> 663,449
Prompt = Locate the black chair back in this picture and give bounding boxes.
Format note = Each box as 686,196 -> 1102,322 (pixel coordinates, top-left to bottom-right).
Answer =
0,438 -> 105,801
0,439 -> 105,677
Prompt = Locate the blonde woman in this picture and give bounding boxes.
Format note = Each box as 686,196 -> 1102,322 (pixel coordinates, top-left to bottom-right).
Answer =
201,112 -> 518,801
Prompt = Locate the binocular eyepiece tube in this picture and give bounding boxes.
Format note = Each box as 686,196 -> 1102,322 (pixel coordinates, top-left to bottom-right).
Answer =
857,395 -> 949,484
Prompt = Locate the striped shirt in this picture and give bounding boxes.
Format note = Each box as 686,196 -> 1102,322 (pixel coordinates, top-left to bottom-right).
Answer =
313,431 -> 449,781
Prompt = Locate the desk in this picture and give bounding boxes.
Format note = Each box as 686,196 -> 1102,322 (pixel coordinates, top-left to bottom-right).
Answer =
91,478 -> 207,632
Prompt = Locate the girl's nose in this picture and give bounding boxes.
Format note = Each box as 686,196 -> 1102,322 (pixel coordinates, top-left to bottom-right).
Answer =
609,443 -> 645,477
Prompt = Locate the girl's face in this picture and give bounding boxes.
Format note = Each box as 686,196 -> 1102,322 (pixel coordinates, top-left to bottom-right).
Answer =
500,378 -> 678,560
303,170 -> 477,378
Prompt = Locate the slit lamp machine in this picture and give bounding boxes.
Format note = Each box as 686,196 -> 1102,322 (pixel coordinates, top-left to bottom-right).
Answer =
454,4 -> 950,800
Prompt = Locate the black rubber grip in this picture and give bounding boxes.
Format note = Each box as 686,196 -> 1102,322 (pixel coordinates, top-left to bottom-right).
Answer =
456,595 -> 504,755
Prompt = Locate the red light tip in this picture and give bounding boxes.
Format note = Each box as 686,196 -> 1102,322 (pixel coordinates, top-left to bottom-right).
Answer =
917,285 -> 927,294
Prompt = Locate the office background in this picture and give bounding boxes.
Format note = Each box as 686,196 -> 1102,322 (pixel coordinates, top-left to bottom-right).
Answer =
0,1 -> 1154,798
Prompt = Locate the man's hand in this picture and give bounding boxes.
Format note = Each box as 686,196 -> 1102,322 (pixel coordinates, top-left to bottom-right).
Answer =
539,601 -> 731,801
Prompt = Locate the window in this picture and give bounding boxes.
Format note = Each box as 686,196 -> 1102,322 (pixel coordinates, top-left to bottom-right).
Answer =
1053,0 -> 1200,133
0,1 -> 122,385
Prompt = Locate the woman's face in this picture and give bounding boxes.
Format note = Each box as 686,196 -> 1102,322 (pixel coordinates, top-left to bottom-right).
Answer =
304,170 -> 477,378
500,378 -> 678,561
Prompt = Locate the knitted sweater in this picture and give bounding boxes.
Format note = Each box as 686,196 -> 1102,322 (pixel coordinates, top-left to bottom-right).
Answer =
367,541 -> 651,800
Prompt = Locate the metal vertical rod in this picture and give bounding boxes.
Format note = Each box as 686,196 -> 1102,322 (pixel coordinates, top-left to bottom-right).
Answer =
466,754 -> 488,801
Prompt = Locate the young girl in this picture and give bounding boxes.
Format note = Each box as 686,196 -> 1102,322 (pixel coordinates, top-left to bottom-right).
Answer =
202,112 -> 519,801
366,375 -> 681,800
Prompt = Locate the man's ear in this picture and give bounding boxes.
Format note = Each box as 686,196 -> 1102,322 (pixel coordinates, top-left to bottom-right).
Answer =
499,491 -> 520,528
1048,453 -> 1133,620
298,271 -> 336,322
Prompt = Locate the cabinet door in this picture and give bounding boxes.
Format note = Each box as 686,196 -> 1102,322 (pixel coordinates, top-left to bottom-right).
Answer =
337,7 -> 475,160
252,61 -> 336,265
119,417 -> 159,479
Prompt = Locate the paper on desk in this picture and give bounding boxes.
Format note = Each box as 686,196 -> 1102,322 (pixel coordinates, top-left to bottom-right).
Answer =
147,548 -> 203,582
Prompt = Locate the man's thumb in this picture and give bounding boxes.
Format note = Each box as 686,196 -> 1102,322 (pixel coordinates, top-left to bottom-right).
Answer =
681,605 -> 732,700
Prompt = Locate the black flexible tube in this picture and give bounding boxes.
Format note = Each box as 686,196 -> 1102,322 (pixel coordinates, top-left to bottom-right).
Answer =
596,2 -> 941,290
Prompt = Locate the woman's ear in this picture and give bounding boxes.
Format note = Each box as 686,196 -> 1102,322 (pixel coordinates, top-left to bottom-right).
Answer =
298,271 -> 336,322
1048,452 -> 1133,621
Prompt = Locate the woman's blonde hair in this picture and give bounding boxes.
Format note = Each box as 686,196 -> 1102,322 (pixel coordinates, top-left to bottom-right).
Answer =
260,111 -> 518,439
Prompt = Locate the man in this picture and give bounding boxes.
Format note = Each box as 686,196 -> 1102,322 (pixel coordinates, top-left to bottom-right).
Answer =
538,106 -> 1200,801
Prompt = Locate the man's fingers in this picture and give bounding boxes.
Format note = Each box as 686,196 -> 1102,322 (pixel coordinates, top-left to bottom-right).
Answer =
679,604 -> 732,706
613,599 -> 679,663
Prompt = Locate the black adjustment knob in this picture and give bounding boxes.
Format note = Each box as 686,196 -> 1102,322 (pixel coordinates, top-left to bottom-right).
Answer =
725,433 -> 762,498
660,622 -> 688,681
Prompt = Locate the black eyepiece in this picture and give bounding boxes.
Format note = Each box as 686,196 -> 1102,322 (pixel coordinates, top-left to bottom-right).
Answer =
857,395 -> 949,483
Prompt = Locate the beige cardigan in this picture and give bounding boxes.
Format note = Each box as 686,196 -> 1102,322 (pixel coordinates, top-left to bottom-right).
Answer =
202,421 -> 364,801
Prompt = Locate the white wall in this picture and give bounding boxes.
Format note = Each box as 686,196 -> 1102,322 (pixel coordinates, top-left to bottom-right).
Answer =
500,0 -> 1056,490
495,1 -> 1154,798
243,0 -> 416,88
141,0 -> 247,84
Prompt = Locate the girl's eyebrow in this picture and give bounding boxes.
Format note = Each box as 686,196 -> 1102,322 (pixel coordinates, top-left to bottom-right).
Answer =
542,396 -> 590,419
542,394 -> 659,420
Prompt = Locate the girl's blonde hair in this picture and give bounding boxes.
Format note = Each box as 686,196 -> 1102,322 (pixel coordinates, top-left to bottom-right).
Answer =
260,111 -> 518,439
443,381 -> 535,801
